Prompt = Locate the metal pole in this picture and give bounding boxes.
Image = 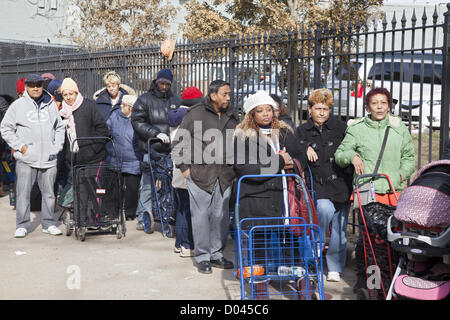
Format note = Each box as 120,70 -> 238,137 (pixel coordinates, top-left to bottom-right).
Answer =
314,23 -> 322,89
440,3 -> 450,158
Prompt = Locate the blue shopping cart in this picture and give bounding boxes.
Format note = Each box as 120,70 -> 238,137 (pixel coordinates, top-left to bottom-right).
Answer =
234,174 -> 325,300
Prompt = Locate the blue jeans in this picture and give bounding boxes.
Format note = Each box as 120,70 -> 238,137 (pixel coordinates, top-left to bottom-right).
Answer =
174,188 -> 194,249
136,154 -> 152,223
316,199 -> 350,273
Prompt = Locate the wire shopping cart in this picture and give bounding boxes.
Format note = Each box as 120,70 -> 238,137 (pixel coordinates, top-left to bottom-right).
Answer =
234,173 -> 325,300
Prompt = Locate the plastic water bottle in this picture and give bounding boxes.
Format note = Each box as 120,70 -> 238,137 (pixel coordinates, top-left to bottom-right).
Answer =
277,266 -> 306,277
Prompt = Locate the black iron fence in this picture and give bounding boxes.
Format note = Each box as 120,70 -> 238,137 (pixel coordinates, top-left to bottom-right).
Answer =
0,5 -> 449,164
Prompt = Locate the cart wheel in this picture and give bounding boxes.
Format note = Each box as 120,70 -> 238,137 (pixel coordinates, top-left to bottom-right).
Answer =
116,224 -> 123,239
356,288 -> 370,300
63,210 -> 72,236
163,224 -> 175,238
143,211 -> 154,234
79,227 -> 86,242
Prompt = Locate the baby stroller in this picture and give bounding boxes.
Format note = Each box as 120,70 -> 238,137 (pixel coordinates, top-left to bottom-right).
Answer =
386,159 -> 450,300
141,138 -> 176,238
353,173 -> 399,300
60,137 -> 125,241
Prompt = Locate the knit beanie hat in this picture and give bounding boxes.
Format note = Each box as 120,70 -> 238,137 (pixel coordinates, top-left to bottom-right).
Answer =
243,90 -> 277,114
61,78 -> 79,94
155,69 -> 173,84
16,78 -> 25,95
47,79 -> 62,95
41,73 -> 56,80
168,107 -> 188,127
181,86 -> 203,106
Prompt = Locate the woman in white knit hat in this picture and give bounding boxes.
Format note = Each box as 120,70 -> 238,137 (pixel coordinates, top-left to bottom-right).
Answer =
232,90 -> 304,299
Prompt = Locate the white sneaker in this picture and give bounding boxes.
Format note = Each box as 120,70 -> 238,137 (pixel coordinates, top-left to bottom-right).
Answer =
42,225 -> 62,236
174,245 -> 181,253
180,246 -> 194,257
14,228 -> 27,238
327,271 -> 341,282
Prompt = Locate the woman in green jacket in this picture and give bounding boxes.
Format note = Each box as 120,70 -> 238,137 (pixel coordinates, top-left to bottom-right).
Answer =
335,87 -> 415,294
334,87 -> 415,204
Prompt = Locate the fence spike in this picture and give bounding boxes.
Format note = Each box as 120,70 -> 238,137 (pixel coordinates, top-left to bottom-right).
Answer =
391,11 -> 397,28
401,9 -> 407,27
422,6 -> 427,25
433,5 -> 439,24
382,14 -> 387,30
411,8 -> 417,27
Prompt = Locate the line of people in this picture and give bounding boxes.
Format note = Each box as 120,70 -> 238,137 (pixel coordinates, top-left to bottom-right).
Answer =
0,69 -> 417,283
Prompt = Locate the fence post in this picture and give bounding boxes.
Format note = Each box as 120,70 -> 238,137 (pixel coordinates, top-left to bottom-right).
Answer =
440,3 -> 450,158
313,23 -> 323,89
229,34 -> 236,110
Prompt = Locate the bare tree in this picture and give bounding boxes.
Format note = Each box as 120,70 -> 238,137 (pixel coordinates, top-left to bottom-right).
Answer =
60,0 -> 179,50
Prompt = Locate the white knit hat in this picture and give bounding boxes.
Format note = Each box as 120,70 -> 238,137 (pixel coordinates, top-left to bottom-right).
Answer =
121,94 -> 137,107
243,90 -> 277,114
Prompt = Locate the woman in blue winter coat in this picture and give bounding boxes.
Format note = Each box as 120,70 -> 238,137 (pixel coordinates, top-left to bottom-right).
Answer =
106,94 -> 142,220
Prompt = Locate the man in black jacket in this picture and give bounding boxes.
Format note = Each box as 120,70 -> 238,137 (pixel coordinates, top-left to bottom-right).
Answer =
131,69 -> 181,231
172,80 -> 238,274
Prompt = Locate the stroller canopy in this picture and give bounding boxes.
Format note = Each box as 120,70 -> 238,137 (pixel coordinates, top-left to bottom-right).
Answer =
394,160 -> 450,228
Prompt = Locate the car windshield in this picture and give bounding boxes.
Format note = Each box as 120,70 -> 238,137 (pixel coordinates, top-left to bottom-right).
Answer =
367,61 -> 442,85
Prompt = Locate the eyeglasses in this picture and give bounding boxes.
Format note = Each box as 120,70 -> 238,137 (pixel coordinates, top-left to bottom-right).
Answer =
26,82 -> 43,88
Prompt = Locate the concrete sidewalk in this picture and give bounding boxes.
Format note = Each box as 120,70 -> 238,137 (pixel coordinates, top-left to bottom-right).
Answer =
0,194 -> 357,300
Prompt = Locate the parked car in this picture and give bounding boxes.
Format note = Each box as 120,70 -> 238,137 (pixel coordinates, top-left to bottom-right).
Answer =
327,56 -> 443,128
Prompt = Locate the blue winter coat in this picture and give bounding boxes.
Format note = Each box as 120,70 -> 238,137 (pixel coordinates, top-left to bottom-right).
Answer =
106,106 -> 142,175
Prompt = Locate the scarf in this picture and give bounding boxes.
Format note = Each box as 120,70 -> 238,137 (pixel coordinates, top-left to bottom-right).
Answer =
60,92 -> 84,153
258,124 -> 290,222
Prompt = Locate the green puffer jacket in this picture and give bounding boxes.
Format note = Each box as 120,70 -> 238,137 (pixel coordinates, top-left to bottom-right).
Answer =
334,114 -> 415,194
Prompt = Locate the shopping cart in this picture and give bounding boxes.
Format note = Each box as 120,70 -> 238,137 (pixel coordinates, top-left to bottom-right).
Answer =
71,136 -> 125,241
141,138 -> 176,238
234,173 -> 325,300
354,173 -> 398,300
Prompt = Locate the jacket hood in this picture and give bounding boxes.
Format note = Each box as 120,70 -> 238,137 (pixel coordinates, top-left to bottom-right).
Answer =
93,84 -> 136,101
22,89 -> 53,106
233,119 -> 292,141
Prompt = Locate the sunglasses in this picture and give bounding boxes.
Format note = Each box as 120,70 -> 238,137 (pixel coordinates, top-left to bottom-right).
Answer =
26,82 -> 44,88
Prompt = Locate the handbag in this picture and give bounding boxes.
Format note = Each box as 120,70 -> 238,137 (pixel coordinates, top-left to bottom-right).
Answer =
287,159 -> 319,237
353,126 -> 390,207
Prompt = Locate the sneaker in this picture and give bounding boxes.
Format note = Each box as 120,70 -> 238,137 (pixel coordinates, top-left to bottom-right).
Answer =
327,271 -> 341,282
180,246 -> 194,257
174,246 -> 181,253
42,225 -> 62,236
14,228 -> 27,238
136,221 -> 144,231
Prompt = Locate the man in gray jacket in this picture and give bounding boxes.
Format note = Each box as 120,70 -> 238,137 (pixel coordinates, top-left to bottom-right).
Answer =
1,74 -> 66,238
172,80 -> 238,274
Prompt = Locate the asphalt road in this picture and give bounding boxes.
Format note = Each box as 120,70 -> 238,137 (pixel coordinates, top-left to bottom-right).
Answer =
0,194 -> 356,300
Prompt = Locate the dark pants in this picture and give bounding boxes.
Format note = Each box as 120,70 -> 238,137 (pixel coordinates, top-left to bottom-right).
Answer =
174,188 -> 194,250
54,151 -> 69,196
122,173 -> 141,219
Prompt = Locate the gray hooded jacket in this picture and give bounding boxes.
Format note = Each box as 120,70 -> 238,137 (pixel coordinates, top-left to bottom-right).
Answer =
0,90 -> 65,168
